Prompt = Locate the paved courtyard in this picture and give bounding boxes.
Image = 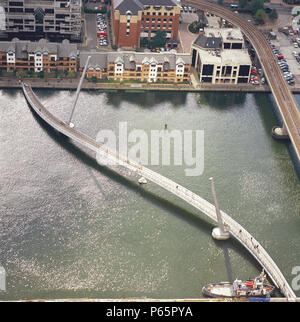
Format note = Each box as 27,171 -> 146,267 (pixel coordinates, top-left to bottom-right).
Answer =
178,11 -> 199,53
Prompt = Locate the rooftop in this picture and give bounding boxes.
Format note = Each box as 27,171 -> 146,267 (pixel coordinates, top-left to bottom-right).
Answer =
114,0 -> 177,15
197,47 -> 251,65
0,38 -> 77,58
80,50 -> 191,70
193,28 -> 244,50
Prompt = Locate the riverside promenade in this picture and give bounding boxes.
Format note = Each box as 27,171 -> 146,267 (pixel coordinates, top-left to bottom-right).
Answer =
0,76 -> 293,92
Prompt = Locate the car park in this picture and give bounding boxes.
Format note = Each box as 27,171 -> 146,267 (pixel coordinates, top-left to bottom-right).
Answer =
96,12 -> 108,46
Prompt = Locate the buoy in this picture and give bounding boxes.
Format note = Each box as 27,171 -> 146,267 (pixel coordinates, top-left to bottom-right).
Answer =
138,177 -> 147,184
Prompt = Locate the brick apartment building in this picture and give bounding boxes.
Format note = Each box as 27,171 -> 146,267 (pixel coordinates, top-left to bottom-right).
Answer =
80,50 -> 191,83
1,0 -> 82,41
0,38 -> 78,74
111,0 -> 180,49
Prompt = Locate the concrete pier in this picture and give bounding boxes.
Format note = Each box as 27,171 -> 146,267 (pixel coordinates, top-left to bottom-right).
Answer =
272,125 -> 290,140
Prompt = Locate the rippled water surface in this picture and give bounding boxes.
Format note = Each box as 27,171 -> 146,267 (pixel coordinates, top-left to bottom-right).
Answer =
0,89 -> 299,300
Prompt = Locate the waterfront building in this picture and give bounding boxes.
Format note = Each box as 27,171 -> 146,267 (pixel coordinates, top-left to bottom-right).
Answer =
80,50 -> 191,83
111,0 -> 180,49
1,0 -> 82,41
0,38 -> 78,73
191,28 -> 251,84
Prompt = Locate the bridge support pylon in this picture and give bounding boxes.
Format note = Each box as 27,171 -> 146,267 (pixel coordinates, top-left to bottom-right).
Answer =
271,123 -> 289,140
209,177 -> 230,241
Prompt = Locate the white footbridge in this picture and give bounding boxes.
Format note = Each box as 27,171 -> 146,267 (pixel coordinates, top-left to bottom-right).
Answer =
22,82 -> 296,300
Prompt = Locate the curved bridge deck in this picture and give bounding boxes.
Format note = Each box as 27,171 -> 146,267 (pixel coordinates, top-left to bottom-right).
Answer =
22,82 -> 296,299
183,0 -> 300,164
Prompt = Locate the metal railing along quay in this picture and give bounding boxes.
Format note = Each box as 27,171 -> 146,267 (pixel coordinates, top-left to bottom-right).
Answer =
22,82 -> 296,300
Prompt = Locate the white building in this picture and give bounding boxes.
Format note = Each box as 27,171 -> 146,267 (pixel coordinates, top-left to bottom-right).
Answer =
191,28 -> 252,84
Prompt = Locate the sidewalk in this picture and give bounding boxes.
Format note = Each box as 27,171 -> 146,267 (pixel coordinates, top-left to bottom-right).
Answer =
2,76 -> 297,93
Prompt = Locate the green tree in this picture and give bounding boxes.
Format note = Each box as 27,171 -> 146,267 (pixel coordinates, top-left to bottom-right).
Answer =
91,76 -> 98,83
238,0 -> 247,8
255,8 -> 267,24
269,9 -> 278,20
140,38 -> 150,48
250,0 -> 264,15
38,70 -> 45,78
150,31 -> 166,48
217,0 -> 223,5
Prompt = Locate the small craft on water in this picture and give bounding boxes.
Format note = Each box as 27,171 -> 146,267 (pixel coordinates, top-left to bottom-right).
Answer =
202,270 -> 275,298
138,177 -> 147,184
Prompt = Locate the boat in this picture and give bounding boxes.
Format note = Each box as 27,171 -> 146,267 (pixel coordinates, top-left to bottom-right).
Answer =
202,270 -> 275,298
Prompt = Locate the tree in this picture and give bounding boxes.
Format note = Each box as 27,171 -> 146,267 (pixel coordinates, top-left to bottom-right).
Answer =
188,21 -> 205,34
217,0 -> 223,5
238,0 -> 247,8
38,70 -> 45,78
250,0 -> 264,15
150,31 -> 166,48
140,38 -> 150,48
255,8 -> 267,24
269,9 -> 278,20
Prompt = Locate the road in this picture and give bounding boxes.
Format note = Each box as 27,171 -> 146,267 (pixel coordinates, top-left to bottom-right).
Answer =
183,0 -> 300,164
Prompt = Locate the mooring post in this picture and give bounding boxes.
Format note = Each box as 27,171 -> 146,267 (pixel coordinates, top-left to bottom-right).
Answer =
209,177 -> 230,240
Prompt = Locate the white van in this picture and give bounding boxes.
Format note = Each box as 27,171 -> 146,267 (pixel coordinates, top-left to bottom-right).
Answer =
230,4 -> 238,9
